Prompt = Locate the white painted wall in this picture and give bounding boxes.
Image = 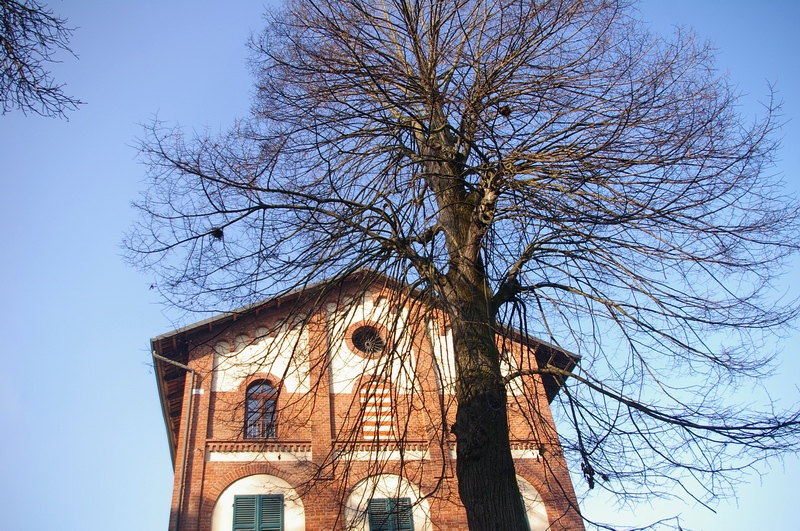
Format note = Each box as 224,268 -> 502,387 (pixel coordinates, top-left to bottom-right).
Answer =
211,327 -> 310,393
205,295 -> 467,402
517,475 -> 550,531
326,294 -> 418,395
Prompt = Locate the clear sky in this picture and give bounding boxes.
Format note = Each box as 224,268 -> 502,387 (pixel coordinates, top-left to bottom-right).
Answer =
0,1 -> 797,530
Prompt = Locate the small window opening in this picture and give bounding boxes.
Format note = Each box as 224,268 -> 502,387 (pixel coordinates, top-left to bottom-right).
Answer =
352,325 -> 386,355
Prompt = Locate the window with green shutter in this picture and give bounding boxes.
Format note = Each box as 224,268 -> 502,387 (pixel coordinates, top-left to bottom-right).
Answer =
233,494 -> 283,531
367,497 -> 413,531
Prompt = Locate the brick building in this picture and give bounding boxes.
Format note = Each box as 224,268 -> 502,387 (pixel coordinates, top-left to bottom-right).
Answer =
151,273 -> 585,531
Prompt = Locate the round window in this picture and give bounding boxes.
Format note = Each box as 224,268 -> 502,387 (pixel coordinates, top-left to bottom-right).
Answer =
351,325 -> 386,355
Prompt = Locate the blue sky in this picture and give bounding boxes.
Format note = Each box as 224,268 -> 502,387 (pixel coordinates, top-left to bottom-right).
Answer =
0,1 -> 797,530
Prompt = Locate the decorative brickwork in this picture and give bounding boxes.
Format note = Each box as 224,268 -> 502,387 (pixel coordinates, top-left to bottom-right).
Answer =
359,381 -> 393,439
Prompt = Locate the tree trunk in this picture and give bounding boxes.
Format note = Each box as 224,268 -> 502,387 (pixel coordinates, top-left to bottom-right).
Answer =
447,277 -> 530,531
421,110 -> 529,530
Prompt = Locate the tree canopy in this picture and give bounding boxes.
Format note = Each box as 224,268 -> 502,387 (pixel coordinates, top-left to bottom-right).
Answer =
1,0 -> 82,117
128,1 -> 800,529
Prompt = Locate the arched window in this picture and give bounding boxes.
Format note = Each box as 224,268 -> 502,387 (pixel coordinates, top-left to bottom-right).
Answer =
516,475 -> 549,531
245,381 -> 277,439
344,474 -> 429,531
211,474 -> 305,531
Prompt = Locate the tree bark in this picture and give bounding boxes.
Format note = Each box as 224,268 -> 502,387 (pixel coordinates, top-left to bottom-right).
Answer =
447,275 -> 530,531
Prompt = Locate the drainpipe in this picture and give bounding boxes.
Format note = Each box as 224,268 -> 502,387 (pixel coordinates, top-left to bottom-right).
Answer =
153,351 -> 196,531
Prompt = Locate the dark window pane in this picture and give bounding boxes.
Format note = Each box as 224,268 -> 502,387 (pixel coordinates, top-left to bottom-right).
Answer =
245,381 -> 278,439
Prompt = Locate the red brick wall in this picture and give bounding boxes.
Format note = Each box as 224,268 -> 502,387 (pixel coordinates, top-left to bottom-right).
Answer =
161,291 -> 584,531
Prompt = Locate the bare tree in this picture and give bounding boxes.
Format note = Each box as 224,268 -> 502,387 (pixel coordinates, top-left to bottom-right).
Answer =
1,0 -> 82,117
128,0 -> 800,529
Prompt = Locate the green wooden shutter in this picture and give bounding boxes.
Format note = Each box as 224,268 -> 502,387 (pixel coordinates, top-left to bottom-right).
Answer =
233,496 -> 257,531
367,498 -> 413,531
234,494 -> 283,531
259,495 -> 283,531
368,498 -> 391,531
393,498 -> 413,531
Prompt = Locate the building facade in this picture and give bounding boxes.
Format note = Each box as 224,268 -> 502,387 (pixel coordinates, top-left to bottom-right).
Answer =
152,274 -> 585,531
